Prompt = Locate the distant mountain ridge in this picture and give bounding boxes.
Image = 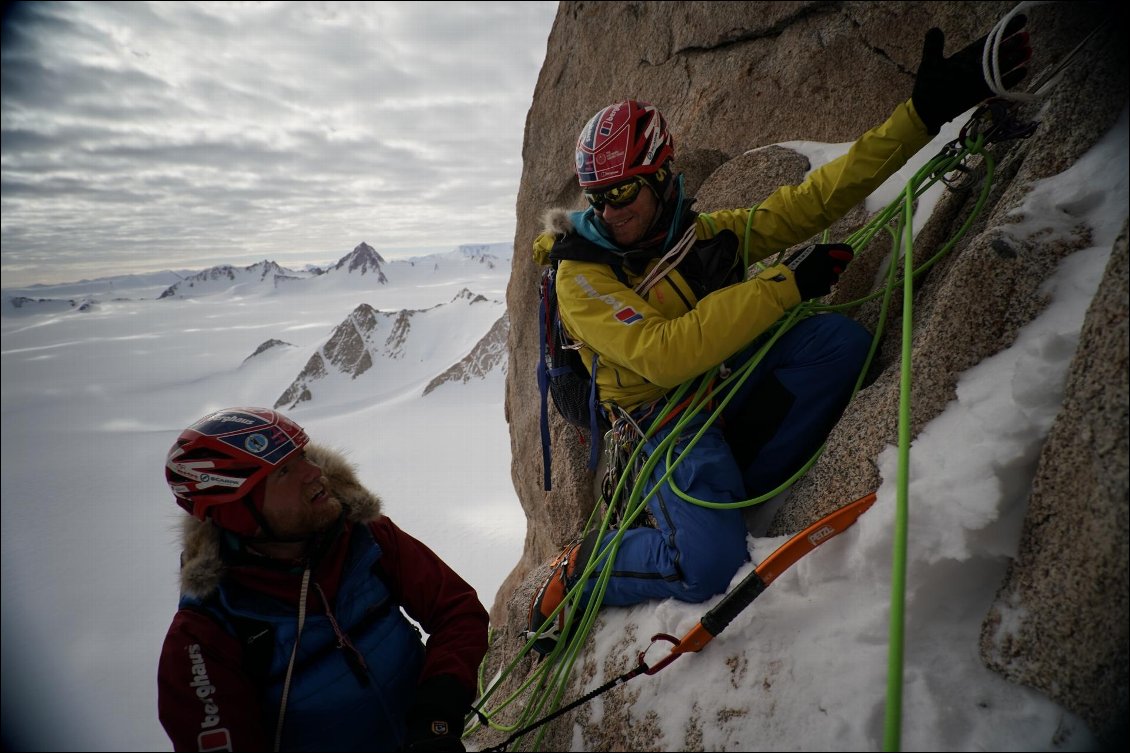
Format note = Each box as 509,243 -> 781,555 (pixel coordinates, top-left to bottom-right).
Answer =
1,240 -> 512,313
272,287 -> 507,410
3,238 -> 512,406
7,269 -> 191,294
451,243 -> 512,269
157,259 -> 311,299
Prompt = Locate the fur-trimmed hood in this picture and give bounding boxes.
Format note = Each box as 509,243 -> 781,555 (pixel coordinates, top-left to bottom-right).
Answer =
177,443 -> 382,600
542,207 -> 575,236
533,208 -> 576,266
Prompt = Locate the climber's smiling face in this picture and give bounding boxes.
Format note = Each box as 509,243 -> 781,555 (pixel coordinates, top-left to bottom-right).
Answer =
588,178 -> 660,247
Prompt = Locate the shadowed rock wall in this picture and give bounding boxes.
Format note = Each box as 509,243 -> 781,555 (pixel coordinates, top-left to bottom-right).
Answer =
496,1 -> 1127,746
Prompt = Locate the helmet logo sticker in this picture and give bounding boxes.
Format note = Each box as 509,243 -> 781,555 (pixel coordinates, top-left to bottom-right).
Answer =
213,413 -> 254,426
244,433 -> 269,454
216,424 -> 301,465
193,410 -> 269,437
596,149 -> 624,166
169,459 -> 244,489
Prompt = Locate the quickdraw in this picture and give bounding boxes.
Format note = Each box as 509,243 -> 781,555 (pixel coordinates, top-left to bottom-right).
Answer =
960,97 -> 1039,145
934,98 -> 1039,190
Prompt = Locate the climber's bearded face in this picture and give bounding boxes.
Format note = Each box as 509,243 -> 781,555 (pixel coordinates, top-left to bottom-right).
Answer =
590,178 -> 660,247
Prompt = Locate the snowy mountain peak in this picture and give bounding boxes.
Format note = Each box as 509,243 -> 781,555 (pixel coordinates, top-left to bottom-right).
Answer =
249,259 -> 284,277
330,242 -> 389,282
455,242 -> 512,260
241,338 -> 294,365
452,242 -> 512,270
157,259 -> 304,299
275,303 -> 384,409
452,288 -> 488,304
273,290 -> 504,410
423,313 -> 510,394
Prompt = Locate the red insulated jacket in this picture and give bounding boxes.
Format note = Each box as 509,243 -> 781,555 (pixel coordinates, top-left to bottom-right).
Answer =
157,444 -> 489,751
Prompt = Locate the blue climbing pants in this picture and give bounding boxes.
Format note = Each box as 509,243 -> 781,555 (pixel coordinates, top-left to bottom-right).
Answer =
578,313 -> 870,607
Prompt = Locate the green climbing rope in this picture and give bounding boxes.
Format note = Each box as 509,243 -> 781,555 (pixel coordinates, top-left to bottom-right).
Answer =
469,131 -> 999,752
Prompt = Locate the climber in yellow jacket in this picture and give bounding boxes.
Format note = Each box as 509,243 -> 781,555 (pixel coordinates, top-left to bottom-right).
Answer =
533,99 -> 931,412
527,17 -> 1032,654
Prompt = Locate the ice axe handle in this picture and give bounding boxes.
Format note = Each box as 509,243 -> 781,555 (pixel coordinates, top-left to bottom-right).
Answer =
676,492 -> 877,654
700,574 -> 769,639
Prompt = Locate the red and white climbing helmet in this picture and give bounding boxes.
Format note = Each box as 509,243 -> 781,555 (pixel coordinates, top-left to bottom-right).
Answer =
575,100 -> 675,189
165,407 -> 309,527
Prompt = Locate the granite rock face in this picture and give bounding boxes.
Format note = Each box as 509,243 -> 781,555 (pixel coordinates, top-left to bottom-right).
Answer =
980,221 -> 1129,745
423,313 -> 510,394
496,2 -> 1127,747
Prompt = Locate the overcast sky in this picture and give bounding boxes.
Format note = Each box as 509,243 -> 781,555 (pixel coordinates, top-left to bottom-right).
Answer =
0,1 -> 558,287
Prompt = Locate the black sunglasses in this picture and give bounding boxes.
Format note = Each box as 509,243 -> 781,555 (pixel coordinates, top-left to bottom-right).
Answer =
584,177 -> 647,211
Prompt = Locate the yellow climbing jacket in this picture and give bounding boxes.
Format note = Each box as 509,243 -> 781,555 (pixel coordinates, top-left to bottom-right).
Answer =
532,98 -> 932,416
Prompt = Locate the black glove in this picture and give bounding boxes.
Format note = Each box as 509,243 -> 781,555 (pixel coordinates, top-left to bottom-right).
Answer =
401,675 -> 469,752
785,242 -> 854,300
912,15 -> 1032,134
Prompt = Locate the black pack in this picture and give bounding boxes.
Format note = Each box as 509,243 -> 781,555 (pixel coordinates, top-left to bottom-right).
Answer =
537,264 -> 609,490
539,266 -> 594,429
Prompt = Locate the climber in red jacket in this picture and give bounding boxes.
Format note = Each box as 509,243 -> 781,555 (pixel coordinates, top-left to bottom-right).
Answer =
158,407 -> 488,751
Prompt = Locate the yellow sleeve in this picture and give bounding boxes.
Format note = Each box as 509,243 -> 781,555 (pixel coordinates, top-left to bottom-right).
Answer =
532,232 -> 554,266
701,99 -> 933,261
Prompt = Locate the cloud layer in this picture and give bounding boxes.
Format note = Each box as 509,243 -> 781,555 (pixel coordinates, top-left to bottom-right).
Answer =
1,1 -> 558,285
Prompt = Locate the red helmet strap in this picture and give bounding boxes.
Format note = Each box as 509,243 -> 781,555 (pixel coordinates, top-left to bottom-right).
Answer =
209,482 -> 266,538
241,484 -> 275,539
